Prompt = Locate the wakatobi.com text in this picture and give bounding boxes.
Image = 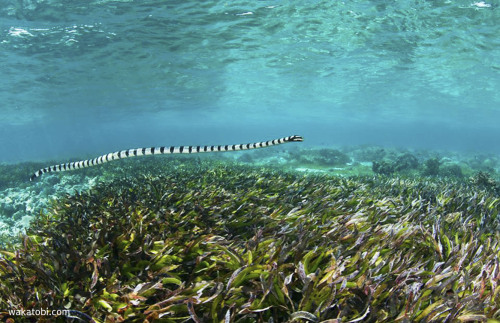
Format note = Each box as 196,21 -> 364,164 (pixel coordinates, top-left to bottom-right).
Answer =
8,308 -> 70,317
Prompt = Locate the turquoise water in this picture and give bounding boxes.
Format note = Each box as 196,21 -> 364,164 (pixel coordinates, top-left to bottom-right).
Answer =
0,0 -> 499,163
2,2 -> 500,318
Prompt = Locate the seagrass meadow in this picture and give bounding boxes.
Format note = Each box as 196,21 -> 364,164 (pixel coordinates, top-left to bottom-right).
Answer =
1,157 -> 500,322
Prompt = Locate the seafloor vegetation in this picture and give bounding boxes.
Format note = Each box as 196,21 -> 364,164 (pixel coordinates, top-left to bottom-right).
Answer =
1,145 -> 498,243
1,152 -> 500,322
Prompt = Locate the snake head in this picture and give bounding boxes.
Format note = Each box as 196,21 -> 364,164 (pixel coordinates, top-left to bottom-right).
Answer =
288,135 -> 304,142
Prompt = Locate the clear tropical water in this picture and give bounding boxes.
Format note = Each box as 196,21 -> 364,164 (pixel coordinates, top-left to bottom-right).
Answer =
0,0 -> 499,163
2,3 -> 500,318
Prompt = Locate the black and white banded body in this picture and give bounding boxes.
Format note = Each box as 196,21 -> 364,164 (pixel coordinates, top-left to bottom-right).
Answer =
30,135 -> 303,181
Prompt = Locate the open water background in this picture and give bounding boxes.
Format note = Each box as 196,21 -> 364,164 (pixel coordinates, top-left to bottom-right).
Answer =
0,0 -> 498,163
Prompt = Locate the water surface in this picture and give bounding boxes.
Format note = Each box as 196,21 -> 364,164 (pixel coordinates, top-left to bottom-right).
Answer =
1,0 -> 498,163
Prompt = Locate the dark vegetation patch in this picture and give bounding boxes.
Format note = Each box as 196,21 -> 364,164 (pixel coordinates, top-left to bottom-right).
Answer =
1,159 -> 500,322
0,162 -> 47,190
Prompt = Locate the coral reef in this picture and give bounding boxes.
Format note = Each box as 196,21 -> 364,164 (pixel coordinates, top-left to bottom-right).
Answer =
372,153 -> 419,176
1,159 -> 500,322
0,167 -> 103,245
372,160 -> 395,175
423,158 -> 440,176
393,153 -> 419,172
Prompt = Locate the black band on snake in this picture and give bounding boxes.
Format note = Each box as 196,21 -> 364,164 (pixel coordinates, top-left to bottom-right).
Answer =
30,135 -> 303,181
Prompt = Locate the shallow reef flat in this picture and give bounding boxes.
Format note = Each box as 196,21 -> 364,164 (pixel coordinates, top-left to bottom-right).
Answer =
1,145 -> 499,243
1,158 -> 500,322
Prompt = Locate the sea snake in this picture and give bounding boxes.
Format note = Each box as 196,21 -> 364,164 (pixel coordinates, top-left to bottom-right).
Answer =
30,135 -> 303,181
